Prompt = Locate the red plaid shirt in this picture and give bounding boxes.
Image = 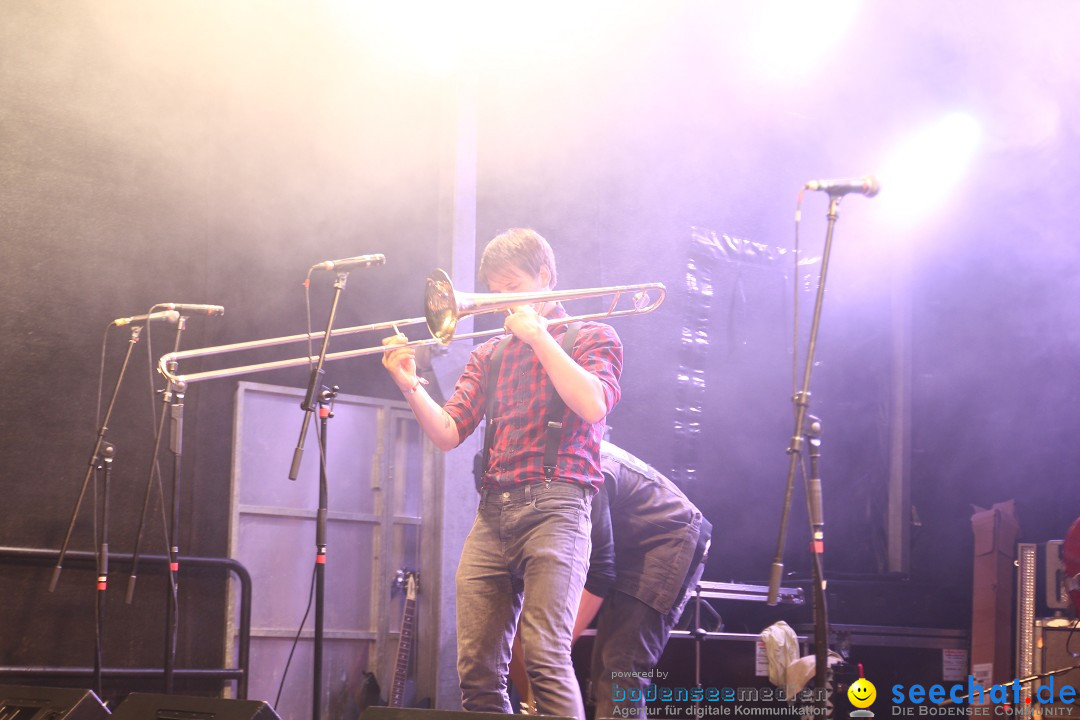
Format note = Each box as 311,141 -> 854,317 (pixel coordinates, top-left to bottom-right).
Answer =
444,305 -> 623,488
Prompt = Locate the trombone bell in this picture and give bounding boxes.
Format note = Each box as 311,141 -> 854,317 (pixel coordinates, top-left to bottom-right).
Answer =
424,269 -> 569,342
425,269 -> 459,343
425,268 -> 561,343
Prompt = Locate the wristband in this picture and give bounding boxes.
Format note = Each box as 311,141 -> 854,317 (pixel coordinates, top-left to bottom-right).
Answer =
402,378 -> 426,395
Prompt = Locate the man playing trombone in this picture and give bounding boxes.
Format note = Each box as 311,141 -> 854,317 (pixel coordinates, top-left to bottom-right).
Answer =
382,228 -> 623,720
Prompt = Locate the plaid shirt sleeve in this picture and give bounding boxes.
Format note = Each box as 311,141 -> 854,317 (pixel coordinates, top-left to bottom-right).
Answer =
443,337 -> 497,445
442,320 -> 622,472
572,321 -> 623,415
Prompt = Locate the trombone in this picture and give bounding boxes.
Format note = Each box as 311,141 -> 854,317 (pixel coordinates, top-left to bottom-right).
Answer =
158,269 -> 666,385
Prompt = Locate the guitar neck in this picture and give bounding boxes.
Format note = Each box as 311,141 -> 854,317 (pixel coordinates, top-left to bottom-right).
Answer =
389,595 -> 415,707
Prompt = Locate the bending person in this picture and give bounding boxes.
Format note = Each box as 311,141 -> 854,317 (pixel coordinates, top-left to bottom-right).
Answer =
509,440 -> 711,718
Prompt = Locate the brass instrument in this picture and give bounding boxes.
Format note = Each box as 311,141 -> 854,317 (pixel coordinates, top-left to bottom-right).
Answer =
158,269 -> 665,385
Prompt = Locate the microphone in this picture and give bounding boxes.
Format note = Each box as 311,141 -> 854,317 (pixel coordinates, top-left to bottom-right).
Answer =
113,310 -> 181,327
805,176 -> 880,197
161,303 -> 225,316
311,253 -> 386,272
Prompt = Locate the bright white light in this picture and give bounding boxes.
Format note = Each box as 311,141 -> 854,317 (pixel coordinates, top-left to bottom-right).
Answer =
876,112 -> 982,226
341,0 -> 651,77
739,0 -> 863,82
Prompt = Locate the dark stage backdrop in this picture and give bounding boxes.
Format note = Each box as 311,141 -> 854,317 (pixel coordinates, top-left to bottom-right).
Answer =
0,3 -> 447,696
471,13 -> 1080,630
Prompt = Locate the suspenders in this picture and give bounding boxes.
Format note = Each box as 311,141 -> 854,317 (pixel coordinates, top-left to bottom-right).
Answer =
480,338 -> 509,482
481,322 -> 583,486
541,321 -> 582,480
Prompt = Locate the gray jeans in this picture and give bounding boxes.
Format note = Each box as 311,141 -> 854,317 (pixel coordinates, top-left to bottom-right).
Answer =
456,481 -> 592,720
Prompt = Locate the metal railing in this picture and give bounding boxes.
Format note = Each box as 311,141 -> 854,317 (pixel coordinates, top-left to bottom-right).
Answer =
0,546 -> 253,699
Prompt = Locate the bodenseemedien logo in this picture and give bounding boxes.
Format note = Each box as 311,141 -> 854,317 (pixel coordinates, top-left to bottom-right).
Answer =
608,683 -> 831,716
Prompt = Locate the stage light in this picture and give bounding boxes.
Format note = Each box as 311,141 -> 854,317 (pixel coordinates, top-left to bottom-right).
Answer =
876,112 -> 982,226
343,0 -> 645,76
739,0 -> 864,82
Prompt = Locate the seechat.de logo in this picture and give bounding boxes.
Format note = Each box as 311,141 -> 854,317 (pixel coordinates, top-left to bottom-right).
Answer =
849,676 -> 878,720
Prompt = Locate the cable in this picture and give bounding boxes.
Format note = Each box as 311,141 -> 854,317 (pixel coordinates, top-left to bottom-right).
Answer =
130,303 -> 182,685
95,323 -> 111,432
303,271 -> 332,473
792,189 -> 805,399
140,306 -> 174,566
275,563 -> 318,710
1066,616 -> 1080,658
145,304 -> 161,425
92,459 -> 102,685
304,271 -> 315,363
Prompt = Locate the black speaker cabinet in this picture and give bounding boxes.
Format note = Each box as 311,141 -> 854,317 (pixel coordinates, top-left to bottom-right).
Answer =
109,694 -> 279,720
1033,620 -> 1080,717
360,709 -> 572,720
0,685 -> 109,720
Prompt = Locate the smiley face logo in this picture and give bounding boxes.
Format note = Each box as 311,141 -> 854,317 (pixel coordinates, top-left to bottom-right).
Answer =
848,678 -> 877,708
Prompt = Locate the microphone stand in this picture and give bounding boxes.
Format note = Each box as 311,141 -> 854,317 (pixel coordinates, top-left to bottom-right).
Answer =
125,316 -> 189,694
289,272 -> 349,481
51,324 -> 144,592
289,270 -> 348,717
767,193 -> 843,705
692,584 -> 704,719
93,442 -> 115,700
161,368 -> 186,693
313,386 -> 338,720
805,415 -> 830,708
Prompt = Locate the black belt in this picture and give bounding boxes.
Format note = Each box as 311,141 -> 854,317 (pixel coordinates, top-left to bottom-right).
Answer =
480,480 -> 593,503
